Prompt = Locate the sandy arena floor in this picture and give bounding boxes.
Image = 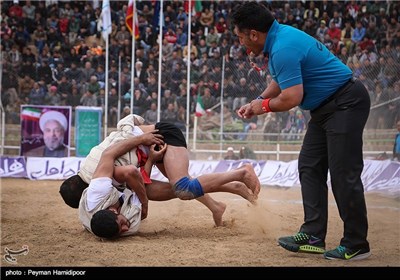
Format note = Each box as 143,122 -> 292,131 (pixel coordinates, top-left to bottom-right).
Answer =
1,178 -> 399,269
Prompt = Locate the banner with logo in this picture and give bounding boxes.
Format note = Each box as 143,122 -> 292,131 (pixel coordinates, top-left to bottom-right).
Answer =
0,156 -> 27,178
26,157 -> 83,180
150,160 -> 220,182
214,159 -> 267,178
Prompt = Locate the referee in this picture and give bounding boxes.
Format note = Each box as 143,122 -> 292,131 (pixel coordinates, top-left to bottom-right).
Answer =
231,1 -> 371,261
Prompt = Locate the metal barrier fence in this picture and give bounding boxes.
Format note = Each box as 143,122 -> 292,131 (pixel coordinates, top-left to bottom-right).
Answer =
0,121 -> 396,162
1,43 -> 398,161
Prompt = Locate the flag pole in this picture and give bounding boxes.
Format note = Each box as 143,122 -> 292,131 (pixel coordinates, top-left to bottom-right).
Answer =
157,0 -> 164,122
117,55 -> 121,122
186,0 -> 192,145
101,0 -> 111,139
104,34 -> 109,139
130,0 -> 136,114
0,47 -> 4,155
193,116 -> 197,151
219,55 -> 226,157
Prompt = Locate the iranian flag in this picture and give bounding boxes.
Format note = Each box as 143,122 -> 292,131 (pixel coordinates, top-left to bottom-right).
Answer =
195,94 -> 205,117
194,0 -> 202,13
21,107 -> 42,121
184,0 -> 202,15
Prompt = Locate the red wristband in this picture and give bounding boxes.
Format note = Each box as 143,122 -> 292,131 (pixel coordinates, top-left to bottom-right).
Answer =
261,98 -> 272,113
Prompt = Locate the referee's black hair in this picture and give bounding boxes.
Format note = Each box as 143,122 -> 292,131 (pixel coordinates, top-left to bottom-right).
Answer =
231,1 -> 275,33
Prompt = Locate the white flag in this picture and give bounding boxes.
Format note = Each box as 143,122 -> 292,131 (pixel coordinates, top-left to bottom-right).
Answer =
101,0 -> 112,40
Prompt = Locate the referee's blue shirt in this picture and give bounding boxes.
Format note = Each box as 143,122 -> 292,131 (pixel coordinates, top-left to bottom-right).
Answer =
263,20 -> 352,111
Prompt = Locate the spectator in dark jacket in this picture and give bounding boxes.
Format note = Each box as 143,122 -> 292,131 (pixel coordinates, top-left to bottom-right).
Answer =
28,82 -> 46,105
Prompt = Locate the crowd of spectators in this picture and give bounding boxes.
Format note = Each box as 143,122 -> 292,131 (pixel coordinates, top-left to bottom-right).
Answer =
1,1 -> 399,137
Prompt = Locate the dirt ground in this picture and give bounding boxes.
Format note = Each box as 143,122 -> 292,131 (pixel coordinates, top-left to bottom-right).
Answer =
0,178 -> 399,269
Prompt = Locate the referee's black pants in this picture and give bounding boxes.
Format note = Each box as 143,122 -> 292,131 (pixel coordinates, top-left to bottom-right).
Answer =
298,79 -> 371,250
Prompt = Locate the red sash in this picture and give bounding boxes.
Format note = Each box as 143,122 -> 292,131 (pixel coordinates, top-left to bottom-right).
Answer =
136,148 -> 152,184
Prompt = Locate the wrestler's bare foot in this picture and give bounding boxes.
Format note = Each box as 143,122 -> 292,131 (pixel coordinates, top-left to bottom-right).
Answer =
212,201 -> 227,227
195,195 -> 227,227
239,164 -> 261,197
226,181 -> 257,205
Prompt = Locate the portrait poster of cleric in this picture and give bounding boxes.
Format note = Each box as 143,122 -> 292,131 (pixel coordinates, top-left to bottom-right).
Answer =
20,105 -> 72,158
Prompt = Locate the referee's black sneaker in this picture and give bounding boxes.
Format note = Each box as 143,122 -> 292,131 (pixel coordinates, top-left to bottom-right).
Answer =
324,245 -> 371,260
278,232 -> 325,254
